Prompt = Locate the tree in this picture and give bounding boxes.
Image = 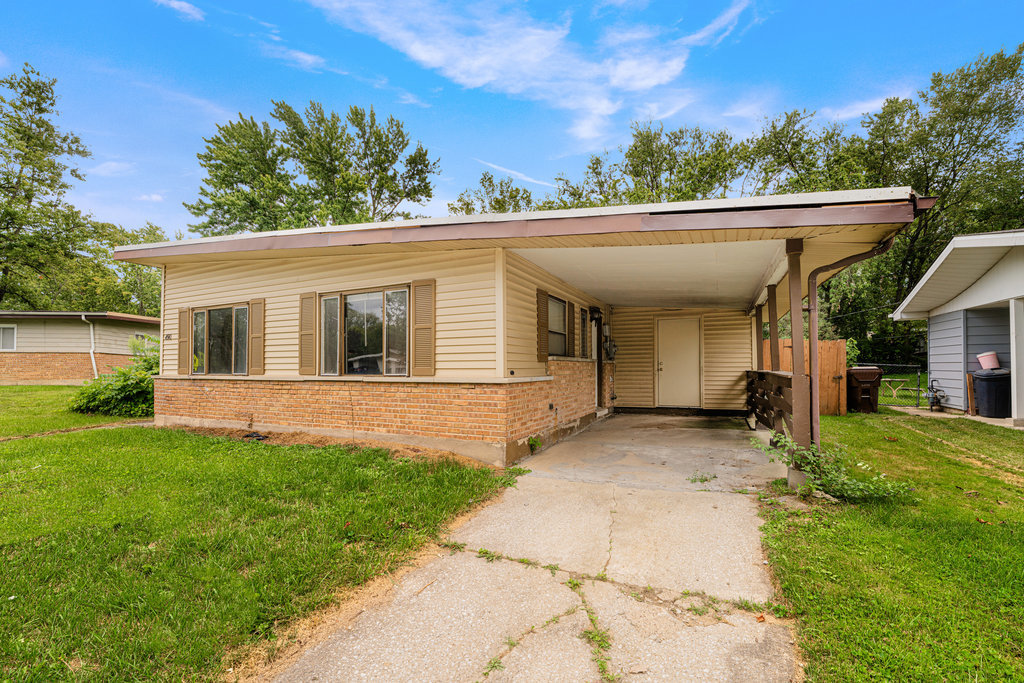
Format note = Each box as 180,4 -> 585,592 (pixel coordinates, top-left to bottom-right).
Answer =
0,63 -> 91,308
448,171 -> 533,215
186,102 -> 440,235
184,116 -> 299,236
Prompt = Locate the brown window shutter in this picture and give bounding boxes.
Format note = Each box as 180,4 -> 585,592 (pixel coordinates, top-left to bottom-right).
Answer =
536,288 -> 548,362
248,299 -> 265,375
580,308 -> 588,358
410,279 -> 436,376
567,302 -> 576,357
298,292 -> 317,375
177,308 -> 190,375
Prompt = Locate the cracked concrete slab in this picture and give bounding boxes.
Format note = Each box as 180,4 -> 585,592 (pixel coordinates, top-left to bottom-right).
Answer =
275,552 -> 580,682
584,580 -> 796,682
607,489 -> 772,602
451,476 -> 615,575
488,610 -> 595,683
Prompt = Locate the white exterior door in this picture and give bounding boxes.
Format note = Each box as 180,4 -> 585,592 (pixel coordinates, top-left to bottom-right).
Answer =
657,317 -> 701,407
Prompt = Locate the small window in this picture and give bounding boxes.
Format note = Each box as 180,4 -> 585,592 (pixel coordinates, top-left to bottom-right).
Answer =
0,324 -> 15,351
548,296 -> 567,356
191,305 -> 248,375
320,287 -> 409,376
580,308 -> 589,358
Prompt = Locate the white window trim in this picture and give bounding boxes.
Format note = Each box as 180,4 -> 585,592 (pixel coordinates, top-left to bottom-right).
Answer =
0,324 -> 15,351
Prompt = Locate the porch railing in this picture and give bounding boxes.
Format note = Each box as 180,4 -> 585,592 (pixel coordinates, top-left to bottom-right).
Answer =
746,370 -> 793,436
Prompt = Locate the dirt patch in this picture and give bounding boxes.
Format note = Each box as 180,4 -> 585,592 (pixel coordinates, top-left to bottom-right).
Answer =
221,493 -> 506,682
179,426 -> 497,470
0,420 -> 152,443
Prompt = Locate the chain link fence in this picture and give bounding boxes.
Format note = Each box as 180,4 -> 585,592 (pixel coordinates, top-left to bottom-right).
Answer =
860,362 -> 927,408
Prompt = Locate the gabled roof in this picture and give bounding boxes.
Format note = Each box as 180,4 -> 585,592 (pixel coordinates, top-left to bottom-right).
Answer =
892,229 -> 1024,320
113,187 -> 927,266
0,311 -> 161,325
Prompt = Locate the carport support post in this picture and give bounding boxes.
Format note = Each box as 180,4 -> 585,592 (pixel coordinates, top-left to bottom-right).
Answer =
754,305 -> 765,371
786,239 -> 811,488
766,285 -> 780,371
1011,298 -> 1024,428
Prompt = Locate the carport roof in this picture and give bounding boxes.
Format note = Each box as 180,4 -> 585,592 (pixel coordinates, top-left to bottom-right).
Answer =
0,310 -> 160,324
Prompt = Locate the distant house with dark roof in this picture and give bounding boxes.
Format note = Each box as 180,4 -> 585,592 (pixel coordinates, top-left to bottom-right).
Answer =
0,311 -> 161,385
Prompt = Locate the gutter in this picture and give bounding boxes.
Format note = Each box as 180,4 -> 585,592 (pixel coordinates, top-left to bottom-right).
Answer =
81,314 -> 98,379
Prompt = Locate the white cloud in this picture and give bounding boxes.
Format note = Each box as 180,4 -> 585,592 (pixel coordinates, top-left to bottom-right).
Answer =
0,50 -> 9,69
153,0 -> 205,22
259,43 -> 327,71
91,161 -> 136,177
679,0 -> 750,46
397,91 -> 430,107
474,159 -> 555,188
136,193 -> 165,202
303,0 -> 747,143
600,24 -> 662,48
635,90 -> 695,121
820,95 -> 895,121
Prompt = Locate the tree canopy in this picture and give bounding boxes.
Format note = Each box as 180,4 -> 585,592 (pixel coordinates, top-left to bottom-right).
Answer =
186,103 -> 440,236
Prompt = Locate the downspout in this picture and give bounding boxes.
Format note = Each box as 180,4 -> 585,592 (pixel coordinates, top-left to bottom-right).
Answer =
806,237 -> 895,445
81,314 -> 98,379
590,306 -> 604,408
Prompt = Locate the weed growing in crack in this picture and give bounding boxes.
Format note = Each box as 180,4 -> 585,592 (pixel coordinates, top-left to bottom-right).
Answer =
688,604 -> 709,616
505,636 -> 518,648
516,557 -> 538,567
688,471 -> 718,483
543,563 -> 560,575
566,577 -> 583,590
477,548 -> 503,562
483,657 -> 504,675
594,571 -> 608,581
440,540 -> 466,553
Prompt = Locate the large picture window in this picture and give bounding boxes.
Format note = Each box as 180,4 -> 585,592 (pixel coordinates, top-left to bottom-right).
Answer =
548,295 -> 567,356
320,287 -> 408,376
191,305 -> 248,375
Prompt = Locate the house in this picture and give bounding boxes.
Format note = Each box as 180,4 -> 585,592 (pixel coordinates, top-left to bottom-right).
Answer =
113,187 -> 931,466
0,311 -> 161,385
892,229 -> 1024,425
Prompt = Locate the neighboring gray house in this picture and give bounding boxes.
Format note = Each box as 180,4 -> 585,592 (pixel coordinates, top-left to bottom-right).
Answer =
892,230 -> 1024,425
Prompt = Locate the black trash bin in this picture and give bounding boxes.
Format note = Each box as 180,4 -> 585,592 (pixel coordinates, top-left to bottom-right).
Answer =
973,368 -> 1011,418
847,366 -> 883,413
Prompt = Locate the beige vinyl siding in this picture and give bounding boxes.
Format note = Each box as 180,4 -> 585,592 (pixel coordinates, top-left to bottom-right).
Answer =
0,319 -> 90,352
503,251 -> 607,377
161,249 -> 497,378
93,321 -> 159,355
610,307 -> 754,409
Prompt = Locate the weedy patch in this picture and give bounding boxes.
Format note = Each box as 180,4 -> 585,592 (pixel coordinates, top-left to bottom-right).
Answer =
687,471 -> 718,484
476,548 -> 503,562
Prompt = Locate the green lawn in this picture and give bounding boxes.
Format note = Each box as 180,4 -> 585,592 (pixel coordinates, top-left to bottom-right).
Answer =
0,385 -> 129,438
0,427 -> 512,680
763,410 -> 1024,681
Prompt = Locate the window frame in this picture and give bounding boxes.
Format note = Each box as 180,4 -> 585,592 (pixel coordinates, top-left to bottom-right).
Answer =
547,295 -> 568,357
190,303 -> 250,376
318,284 -> 411,378
0,324 -> 15,351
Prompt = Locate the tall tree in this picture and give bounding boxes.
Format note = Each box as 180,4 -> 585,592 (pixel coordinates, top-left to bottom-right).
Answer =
0,64 -> 91,308
448,171 -> 533,215
186,102 -> 440,235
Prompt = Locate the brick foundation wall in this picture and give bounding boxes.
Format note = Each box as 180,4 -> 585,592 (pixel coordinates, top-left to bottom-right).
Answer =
0,352 -> 132,382
153,358 -> 610,465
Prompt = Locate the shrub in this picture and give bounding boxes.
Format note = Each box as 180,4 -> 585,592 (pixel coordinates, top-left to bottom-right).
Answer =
754,431 -> 914,502
71,336 -> 159,417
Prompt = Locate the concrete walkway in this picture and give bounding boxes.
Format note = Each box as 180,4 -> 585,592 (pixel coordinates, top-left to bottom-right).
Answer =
277,414 -> 796,682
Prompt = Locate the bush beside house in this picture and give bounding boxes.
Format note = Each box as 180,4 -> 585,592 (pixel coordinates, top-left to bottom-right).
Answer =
71,337 -> 159,417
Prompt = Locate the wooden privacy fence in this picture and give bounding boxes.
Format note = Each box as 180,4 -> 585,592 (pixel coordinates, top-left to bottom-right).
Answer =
763,339 -> 847,416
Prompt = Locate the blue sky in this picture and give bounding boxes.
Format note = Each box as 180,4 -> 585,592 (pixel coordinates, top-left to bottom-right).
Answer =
3,1 -> 1022,237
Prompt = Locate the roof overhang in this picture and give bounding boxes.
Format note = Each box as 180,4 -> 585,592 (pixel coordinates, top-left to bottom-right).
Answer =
0,311 -> 161,325
892,230 -> 1024,320
114,187 -> 922,266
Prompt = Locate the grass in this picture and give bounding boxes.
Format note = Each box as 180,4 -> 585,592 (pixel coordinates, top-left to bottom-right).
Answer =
0,386 -> 130,438
763,409 -> 1024,681
0,427 -> 510,680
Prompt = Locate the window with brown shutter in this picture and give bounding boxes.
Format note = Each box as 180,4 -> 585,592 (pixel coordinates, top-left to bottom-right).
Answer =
410,279 -> 435,376
580,307 -> 589,359
567,302 -> 576,357
248,299 -> 265,375
177,308 -> 190,375
536,288 -> 548,362
298,292 -> 317,375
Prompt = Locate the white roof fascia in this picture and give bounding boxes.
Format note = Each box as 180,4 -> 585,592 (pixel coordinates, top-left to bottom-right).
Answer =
892,230 -> 1024,320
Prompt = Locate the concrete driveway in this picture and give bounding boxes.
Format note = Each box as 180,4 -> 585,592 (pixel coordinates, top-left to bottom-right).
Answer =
277,414 -> 796,682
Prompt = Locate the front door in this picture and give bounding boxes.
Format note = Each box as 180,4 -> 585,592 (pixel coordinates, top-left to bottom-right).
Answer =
657,317 -> 700,407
